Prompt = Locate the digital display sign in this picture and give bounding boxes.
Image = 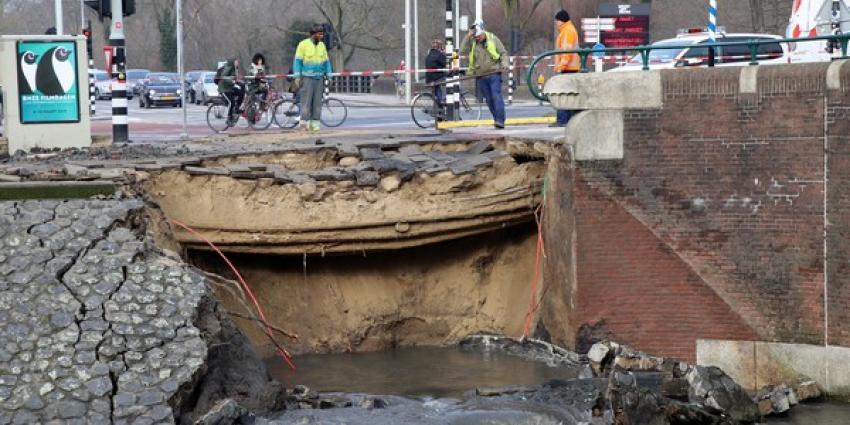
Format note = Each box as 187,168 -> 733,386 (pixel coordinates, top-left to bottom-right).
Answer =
595,3 -> 651,48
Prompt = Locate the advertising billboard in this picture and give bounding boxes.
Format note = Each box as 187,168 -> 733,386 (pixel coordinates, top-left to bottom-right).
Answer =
16,40 -> 81,124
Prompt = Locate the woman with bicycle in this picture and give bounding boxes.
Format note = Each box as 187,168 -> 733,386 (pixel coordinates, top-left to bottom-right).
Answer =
247,53 -> 269,102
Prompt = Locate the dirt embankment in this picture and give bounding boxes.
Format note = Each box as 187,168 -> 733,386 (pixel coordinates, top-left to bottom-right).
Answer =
191,225 -> 538,356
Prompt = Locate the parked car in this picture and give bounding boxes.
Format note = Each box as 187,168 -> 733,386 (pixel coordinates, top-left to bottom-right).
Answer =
91,69 -> 113,100
126,69 -> 151,98
192,72 -> 220,105
184,70 -> 208,104
611,30 -> 788,72
138,73 -> 182,108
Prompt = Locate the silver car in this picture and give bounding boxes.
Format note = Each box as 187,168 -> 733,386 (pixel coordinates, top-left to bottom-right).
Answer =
192,72 -> 219,105
91,69 -> 113,100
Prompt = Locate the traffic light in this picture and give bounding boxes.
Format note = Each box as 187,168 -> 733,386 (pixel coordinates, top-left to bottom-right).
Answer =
322,23 -> 336,50
84,0 -> 136,21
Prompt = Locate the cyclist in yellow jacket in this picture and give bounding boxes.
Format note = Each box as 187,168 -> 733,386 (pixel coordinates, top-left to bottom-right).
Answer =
553,9 -> 580,127
293,24 -> 333,133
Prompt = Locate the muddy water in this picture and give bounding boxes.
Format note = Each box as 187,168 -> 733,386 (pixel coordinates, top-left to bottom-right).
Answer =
267,346 -> 579,398
767,401 -> 850,424
266,347 -> 850,424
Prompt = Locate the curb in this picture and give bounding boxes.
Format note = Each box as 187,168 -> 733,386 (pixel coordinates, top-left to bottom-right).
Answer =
437,116 -> 556,130
0,181 -> 118,200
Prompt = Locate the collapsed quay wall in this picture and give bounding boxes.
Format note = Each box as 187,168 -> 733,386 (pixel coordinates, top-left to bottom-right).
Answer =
541,61 -> 850,366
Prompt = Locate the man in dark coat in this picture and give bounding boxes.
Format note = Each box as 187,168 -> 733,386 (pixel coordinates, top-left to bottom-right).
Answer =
425,39 -> 447,105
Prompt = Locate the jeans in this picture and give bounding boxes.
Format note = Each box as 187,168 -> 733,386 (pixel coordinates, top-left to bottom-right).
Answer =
433,84 -> 445,106
299,77 -> 324,121
556,70 -> 578,125
476,73 -> 506,125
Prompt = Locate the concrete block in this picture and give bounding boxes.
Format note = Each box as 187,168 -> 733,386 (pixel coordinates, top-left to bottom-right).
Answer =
565,110 -> 624,161
697,339 -> 850,398
543,71 -> 662,110
827,59 -> 848,91
739,66 -> 759,94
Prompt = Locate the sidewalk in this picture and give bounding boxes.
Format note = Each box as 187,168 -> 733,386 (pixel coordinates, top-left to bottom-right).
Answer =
331,93 -> 545,108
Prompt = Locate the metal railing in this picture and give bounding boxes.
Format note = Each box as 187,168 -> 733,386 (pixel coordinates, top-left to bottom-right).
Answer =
527,33 -> 850,101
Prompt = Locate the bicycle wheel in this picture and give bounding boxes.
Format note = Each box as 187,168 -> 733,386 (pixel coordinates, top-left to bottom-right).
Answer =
411,92 -> 438,129
273,99 -> 301,129
248,99 -> 273,130
320,97 -> 347,128
206,102 -> 231,133
459,92 -> 483,121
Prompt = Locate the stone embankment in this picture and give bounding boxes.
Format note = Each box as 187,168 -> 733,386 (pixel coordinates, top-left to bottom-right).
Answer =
0,199 -> 283,424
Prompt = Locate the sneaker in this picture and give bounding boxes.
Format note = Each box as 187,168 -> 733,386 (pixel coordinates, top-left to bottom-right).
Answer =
549,122 -> 566,128
494,122 -> 505,129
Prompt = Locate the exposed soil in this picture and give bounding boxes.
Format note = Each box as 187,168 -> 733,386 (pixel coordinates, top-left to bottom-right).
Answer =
189,224 -> 538,356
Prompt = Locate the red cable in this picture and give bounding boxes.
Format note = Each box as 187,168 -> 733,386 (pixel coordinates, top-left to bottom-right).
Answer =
171,219 -> 296,371
522,204 -> 546,339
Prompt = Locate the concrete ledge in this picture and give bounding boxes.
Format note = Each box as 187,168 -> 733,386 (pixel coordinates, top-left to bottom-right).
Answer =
0,180 -> 117,200
565,110 -> 624,161
697,339 -> 850,399
543,71 -> 662,110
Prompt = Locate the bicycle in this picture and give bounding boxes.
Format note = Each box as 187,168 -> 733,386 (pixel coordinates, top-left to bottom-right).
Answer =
272,92 -> 348,129
206,80 -> 274,132
410,89 -> 482,129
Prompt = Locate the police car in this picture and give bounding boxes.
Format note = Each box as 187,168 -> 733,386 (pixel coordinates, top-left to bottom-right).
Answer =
611,28 -> 789,71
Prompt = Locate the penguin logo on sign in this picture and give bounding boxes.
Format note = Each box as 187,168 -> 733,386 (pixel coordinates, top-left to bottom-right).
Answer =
36,46 -> 75,95
17,51 -> 39,95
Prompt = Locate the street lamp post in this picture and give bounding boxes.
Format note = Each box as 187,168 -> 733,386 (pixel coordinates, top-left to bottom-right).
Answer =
176,0 -> 188,139
55,0 -> 64,35
404,0 -> 412,104
414,0 -> 419,83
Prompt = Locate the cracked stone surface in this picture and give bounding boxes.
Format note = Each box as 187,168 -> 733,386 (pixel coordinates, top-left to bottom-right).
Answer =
0,200 -> 207,424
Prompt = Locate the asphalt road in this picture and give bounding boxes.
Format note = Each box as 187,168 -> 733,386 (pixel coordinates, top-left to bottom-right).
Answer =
90,97 -> 555,142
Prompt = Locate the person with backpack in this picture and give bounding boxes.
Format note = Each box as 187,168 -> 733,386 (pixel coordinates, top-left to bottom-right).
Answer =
460,21 -> 509,129
216,58 -> 244,126
293,24 -> 333,133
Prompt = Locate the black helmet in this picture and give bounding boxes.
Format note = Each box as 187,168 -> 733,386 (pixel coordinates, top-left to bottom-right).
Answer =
310,24 -> 325,35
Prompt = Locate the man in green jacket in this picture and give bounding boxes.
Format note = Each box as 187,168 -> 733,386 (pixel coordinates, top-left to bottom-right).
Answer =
293,24 -> 333,133
217,58 -> 243,126
460,21 -> 509,129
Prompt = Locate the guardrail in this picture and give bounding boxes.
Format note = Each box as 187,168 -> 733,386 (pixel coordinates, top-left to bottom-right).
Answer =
527,33 -> 850,101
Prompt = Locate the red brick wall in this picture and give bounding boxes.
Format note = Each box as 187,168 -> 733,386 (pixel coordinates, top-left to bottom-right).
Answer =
544,62 -> 850,360
575,171 -> 757,362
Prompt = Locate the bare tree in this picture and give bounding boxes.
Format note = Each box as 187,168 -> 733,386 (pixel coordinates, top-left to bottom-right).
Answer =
305,0 -> 404,70
500,0 -> 546,54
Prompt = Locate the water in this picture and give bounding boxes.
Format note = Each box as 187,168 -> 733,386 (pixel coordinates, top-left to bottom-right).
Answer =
266,346 -> 579,398
766,401 -> 850,424
265,347 -> 850,424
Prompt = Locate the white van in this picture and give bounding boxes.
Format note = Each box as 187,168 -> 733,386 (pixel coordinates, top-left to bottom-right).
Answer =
610,30 -> 789,72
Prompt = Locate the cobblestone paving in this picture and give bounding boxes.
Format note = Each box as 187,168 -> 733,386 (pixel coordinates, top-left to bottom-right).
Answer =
0,200 -> 207,424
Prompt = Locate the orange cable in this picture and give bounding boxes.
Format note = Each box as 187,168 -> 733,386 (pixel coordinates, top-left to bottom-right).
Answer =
170,219 -> 296,370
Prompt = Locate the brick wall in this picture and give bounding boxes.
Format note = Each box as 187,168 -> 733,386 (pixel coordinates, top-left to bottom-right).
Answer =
544,62 -> 850,361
